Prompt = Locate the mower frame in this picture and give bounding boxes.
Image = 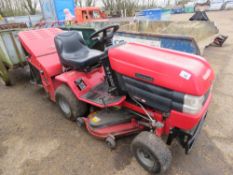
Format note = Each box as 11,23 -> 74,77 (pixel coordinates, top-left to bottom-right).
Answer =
18,27 -> 213,174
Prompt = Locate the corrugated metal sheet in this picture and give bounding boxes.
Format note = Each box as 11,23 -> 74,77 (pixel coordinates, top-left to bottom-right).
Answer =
0,30 -> 26,66
39,0 -> 56,22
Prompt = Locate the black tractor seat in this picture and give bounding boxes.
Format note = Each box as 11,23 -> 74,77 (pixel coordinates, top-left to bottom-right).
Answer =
54,31 -> 104,71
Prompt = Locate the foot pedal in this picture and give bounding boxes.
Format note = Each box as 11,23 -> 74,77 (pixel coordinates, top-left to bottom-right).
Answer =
80,81 -> 125,107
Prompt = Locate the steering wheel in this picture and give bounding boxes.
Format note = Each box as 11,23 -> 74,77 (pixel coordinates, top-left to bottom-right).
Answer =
89,24 -> 119,46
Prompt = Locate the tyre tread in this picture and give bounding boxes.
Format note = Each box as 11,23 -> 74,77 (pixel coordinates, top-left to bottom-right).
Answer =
55,84 -> 88,121
131,131 -> 172,173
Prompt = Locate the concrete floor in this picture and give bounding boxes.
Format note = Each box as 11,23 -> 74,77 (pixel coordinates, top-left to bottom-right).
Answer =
0,10 -> 233,175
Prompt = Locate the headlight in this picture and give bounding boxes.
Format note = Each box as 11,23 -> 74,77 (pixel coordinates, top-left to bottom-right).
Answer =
183,94 -> 205,114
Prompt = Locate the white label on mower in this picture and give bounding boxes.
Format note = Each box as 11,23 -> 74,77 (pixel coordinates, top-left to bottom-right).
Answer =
179,70 -> 191,80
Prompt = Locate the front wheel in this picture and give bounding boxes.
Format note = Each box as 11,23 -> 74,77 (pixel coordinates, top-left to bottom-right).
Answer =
131,131 -> 172,174
55,85 -> 88,121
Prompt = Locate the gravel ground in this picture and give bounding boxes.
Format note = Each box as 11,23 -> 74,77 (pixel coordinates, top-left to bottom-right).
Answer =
0,10 -> 233,175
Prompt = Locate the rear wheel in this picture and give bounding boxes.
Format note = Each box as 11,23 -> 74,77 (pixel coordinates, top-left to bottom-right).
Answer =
131,131 -> 172,174
55,85 -> 88,121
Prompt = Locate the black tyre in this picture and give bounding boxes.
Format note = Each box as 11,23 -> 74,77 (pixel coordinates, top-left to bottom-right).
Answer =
131,131 -> 172,174
55,84 -> 88,121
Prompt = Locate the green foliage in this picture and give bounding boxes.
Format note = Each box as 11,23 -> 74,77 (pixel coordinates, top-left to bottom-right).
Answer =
23,0 -> 38,15
101,0 -> 160,16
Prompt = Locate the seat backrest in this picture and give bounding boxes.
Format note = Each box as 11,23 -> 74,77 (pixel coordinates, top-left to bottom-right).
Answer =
54,31 -> 86,65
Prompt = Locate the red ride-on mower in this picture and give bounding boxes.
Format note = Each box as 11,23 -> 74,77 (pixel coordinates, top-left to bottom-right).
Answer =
18,25 -> 214,174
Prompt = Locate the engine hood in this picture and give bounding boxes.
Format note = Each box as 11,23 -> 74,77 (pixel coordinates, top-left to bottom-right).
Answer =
108,43 -> 214,96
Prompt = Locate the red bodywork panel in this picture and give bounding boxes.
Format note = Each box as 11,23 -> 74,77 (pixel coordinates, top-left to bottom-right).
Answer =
83,117 -> 143,139
109,43 -> 214,96
19,28 -> 64,100
19,28 -> 63,77
19,28 -> 63,58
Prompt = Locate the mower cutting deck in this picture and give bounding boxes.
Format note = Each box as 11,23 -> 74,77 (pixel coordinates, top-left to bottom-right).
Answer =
18,25 -> 214,174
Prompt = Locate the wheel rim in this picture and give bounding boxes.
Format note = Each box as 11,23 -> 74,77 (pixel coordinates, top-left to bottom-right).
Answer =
58,96 -> 71,117
136,147 -> 159,170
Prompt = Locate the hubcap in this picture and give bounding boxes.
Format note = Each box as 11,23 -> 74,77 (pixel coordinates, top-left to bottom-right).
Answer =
136,148 -> 158,169
58,96 -> 71,117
